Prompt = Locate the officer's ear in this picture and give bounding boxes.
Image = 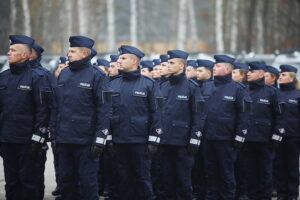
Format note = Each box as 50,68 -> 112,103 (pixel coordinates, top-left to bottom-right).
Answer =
130,54 -> 140,66
19,44 -> 32,60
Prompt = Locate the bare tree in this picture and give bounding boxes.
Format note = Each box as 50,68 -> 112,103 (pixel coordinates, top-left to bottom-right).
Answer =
255,0 -> 264,53
130,0 -> 138,46
42,0 -> 51,48
107,0 -> 116,52
10,0 -> 16,34
177,0 -> 187,50
22,0 -> 31,36
215,0 -> 224,52
60,0 -> 73,54
187,0 -> 199,52
77,0 -> 89,35
230,0 -> 239,53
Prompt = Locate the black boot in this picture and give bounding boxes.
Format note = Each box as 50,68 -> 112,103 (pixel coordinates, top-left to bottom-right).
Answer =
52,186 -> 61,196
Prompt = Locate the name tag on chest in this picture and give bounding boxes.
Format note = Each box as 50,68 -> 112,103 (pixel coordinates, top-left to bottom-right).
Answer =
133,91 -> 147,97
18,85 -> 31,90
176,95 -> 189,100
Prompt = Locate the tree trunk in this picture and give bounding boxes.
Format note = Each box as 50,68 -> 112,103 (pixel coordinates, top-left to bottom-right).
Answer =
130,0 -> 138,46
60,0 -> 72,54
256,0 -> 264,53
215,0 -> 224,52
77,0 -> 88,35
22,0 -> 31,36
177,0 -> 187,50
188,0 -> 199,52
10,0 -> 16,34
230,0 -> 239,53
107,0 -> 116,52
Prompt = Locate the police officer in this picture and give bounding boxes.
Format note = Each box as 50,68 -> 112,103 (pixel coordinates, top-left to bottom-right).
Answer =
29,41 -> 54,200
191,59 -> 214,200
110,45 -> 162,200
201,55 -> 251,200
99,54 -> 120,200
51,57 -> 69,200
54,36 -> 111,200
264,65 -> 279,88
54,57 -> 68,78
108,54 -> 120,80
0,35 -> 51,200
244,61 -> 283,200
275,65 -> 300,200
185,60 -> 198,82
231,62 -> 250,200
152,59 -> 162,81
232,62 -> 249,86
196,59 -> 214,87
140,60 -> 154,78
159,54 -> 170,88
158,50 -> 203,200
97,58 -> 110,75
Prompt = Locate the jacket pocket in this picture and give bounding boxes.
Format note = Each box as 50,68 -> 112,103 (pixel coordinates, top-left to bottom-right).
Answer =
130,117 -> 149,136
171,120 -> 189,142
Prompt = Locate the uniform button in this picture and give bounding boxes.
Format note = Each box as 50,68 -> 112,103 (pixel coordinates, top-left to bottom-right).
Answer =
71,119 -> 75,122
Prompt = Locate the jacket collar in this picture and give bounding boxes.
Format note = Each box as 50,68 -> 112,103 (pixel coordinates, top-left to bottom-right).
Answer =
249,78 -> 265,90
280,82 -> 296,91
169,72 -> 185,85
9,60 -> 30,74
121,69 -> 141,80
69,56 -> 92,71
214,73 -> 232,85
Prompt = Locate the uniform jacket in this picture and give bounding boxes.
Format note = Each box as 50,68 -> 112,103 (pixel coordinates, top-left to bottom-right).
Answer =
54,56 -> 111,146
277,82 -> 300,137
247,78 -> 282,142
110,69 -> 162,144
201,73 -> 251,141
160,72 -> 203,146
0,60 -> 50,143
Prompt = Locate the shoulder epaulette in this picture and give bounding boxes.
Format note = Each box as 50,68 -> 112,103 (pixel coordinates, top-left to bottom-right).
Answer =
93,65 -> 106,75
31,68 -> 45,76
188,78 -> 199,86
235,81 -> 247,88
143,75 -> 155,82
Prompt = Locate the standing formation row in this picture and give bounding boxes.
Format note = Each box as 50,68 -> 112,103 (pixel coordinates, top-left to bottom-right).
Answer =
0,34 -> 299,200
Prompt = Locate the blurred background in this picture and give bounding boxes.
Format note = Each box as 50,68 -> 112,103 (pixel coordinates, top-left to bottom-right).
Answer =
0,0 -> 300,74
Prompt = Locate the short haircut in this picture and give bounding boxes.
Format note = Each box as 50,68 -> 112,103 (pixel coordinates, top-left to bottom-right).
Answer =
78,47 -> 91,55
18,44 -> 32,54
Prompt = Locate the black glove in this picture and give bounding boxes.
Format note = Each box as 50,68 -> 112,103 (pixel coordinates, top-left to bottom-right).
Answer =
233,140 -> 243,150
145,143 -> 158,159
271,133 -> 283,151
107,142 -> 114,156
51,141 -> 57,154
187,144 -> 199,156
91,145 -> 104,160
271,139 -> 281,151
29,142 -> 42,159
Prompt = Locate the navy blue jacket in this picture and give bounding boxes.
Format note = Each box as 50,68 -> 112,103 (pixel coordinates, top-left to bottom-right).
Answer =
277,82 -> 300,137
160,72 -> 203,146
110,69 -> 163,144
246,79 -> 282,142
30,58 -> 56,140
54,56 -> 111,146
0,60 -> 50,143
201,73 -> 251,141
